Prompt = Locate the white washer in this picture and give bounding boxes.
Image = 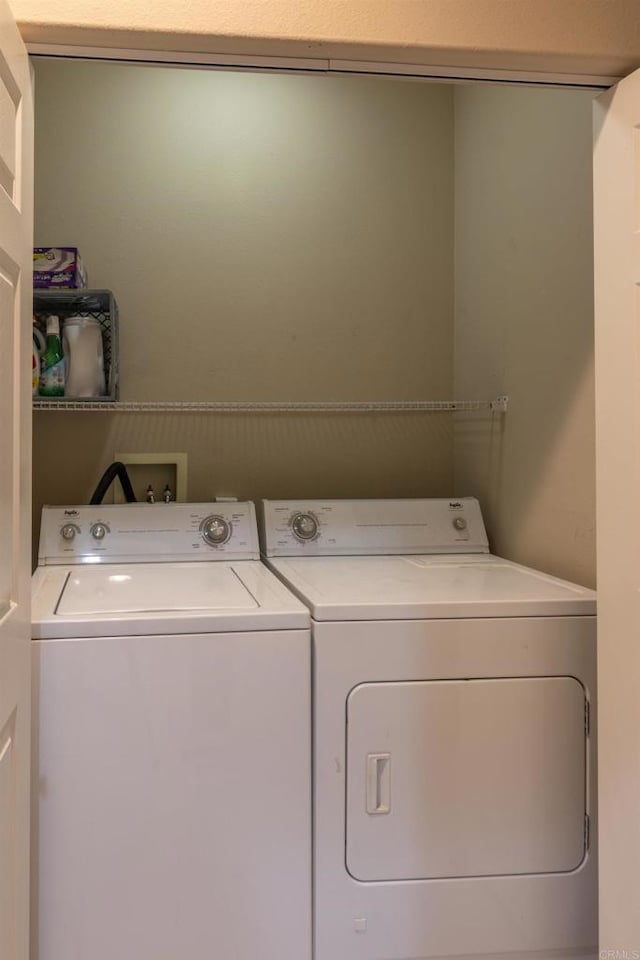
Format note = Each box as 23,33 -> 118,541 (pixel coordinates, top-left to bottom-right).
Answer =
31,501 -> 311,960
260,497 -> 597,960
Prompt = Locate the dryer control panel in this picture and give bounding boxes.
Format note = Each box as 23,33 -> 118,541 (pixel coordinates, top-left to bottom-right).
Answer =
260,498 -> 489,557
39,502 -> 260,564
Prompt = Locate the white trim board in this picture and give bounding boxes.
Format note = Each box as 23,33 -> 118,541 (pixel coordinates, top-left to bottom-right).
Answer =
25,43 -> 617,87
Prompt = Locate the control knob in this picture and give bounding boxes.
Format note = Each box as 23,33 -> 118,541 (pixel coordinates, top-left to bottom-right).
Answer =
61,523 -> 78,541
291,512 -> 319,542
91,523 -> 108,540
453,517 -> 467,531
202,515 -> 231,546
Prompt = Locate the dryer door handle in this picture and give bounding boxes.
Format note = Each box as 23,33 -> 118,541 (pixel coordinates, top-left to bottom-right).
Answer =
366,753 -> 391,814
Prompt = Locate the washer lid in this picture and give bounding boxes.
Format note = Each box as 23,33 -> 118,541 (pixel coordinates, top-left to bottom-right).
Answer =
32,560 -> 310,638
267,554 -> 596,619
57,563 -> 258,616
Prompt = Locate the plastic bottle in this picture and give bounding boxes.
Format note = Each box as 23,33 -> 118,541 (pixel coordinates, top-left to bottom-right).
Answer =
33,322 -> 46,397
39,315 -> 65,397
32,351 -> 39,396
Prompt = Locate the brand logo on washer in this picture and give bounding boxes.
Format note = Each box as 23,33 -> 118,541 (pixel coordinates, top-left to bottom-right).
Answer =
63,509 -> 79,517
449,501 -> 463,510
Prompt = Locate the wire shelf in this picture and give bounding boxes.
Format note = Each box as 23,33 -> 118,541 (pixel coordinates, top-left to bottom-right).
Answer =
32,396 -> 508,413
33,288 -> 119,400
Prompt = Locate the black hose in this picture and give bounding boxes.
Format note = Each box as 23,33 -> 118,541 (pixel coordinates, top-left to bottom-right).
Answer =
89,461 -> 137,504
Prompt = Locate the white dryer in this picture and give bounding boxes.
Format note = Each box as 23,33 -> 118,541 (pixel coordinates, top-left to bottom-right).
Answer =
260,497 -> 597,960
31,501 -> 311,960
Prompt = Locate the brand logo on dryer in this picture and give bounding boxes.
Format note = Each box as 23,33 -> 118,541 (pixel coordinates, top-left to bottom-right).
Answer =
63,509 -> 79,517
448,502 -> 463,510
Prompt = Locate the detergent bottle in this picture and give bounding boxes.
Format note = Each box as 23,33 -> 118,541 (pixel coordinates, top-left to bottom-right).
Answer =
39,315 -> 65,397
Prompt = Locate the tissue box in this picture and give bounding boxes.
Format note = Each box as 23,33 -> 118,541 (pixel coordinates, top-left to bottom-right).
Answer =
33,247 -> 88,289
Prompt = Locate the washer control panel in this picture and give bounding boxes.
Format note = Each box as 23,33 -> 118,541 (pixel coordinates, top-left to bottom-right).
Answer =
260,498 -> 489,557
39,502 -> 259,565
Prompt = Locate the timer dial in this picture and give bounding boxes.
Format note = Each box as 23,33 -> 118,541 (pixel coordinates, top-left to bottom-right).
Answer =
202,515 -> 231,546
291,512 -> 319,542
453,517 -> 468,531
91,523 -> 108,540
61,523 -> 78,541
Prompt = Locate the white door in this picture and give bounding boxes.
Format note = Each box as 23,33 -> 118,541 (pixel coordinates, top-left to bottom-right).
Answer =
0,0 -> 33,957
594,68 -> 640,951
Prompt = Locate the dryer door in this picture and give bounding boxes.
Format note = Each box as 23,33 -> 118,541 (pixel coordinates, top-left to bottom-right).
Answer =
346,676 -> 587,881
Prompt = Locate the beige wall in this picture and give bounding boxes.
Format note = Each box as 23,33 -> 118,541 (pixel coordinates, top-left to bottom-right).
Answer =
10,0 -> 640,79
32,61 -> 455,535
453,84 -> 596,586
34,61 -> 454,404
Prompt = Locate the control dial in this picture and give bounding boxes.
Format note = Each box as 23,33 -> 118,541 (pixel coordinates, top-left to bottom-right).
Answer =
90,522 -> 109,541
61,523 -> 79,541
201,515 -> 232,546
291,512 -> 319,542
452,517 -> 467,531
